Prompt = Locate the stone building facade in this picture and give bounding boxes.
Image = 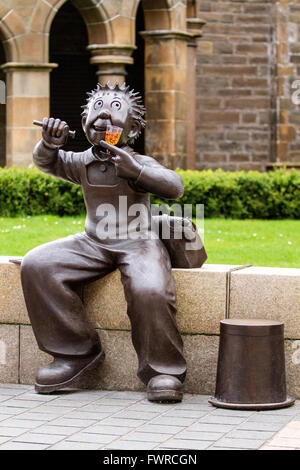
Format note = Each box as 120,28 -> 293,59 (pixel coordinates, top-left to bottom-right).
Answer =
0,0 -> 299,171
196,0 -> 300,171
0,0 -> 203,169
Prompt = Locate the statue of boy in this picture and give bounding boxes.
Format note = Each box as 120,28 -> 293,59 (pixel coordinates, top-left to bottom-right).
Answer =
21,82 -> 187,402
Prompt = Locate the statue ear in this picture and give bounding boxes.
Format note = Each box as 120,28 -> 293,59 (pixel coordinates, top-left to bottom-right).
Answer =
128,121 -> 140,141
81,115 -> 87,132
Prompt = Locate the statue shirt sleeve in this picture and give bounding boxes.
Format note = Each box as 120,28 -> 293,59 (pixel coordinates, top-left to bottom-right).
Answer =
132,154 -> 184,200
32,140 -> 83,185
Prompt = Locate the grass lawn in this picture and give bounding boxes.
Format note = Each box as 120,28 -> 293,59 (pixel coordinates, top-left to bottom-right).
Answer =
0,215 -> 299,268
201,218 -> 300,268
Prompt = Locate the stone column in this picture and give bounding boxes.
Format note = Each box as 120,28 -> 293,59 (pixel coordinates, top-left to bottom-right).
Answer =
1,62 -> 57,167
87,45 -> 135,86
186,18 -> 205,170
274,0 -> 299,168
141,30 -> 192,169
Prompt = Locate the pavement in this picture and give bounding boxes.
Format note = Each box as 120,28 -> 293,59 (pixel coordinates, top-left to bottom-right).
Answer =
0,384 -> 299,450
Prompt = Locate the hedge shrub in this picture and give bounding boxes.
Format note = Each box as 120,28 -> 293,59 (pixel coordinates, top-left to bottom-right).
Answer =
0,166 -> 299,219
0,167 -> 85,217
153,168 -> 300,219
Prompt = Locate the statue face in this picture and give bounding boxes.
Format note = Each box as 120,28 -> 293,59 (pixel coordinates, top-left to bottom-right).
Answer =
82,91 -> 133,147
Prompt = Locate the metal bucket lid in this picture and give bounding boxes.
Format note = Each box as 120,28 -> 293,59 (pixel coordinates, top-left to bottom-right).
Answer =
220,318 -> 284,337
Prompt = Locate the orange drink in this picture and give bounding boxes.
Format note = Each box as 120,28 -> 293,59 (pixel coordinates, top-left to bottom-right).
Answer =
105,125 -> 122,146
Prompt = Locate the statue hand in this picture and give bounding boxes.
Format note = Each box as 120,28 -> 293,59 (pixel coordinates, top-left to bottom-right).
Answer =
100,140 -> 142,180
42,117 -> 70,149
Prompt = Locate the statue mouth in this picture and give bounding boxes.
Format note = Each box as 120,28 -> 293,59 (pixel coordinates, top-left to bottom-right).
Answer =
92,125 -> 106,132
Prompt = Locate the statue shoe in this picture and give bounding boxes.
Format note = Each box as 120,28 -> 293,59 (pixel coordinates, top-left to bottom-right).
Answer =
35,351 -> 105,394
147,374 -> 183,403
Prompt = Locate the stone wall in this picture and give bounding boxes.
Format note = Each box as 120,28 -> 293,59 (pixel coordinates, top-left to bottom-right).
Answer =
196,0 -> 277,171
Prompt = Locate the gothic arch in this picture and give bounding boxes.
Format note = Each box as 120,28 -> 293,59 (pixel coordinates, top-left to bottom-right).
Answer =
29,0 -> 111,48
131,0 -> 186,31
0,2 -> 25,62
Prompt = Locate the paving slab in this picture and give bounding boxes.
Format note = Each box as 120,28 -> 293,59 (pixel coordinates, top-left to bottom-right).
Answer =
158,439 -> 212,450
0,426 -> 30,437
63,410 -> 111,420
49,417 -> 97,428
198,415 -> 247,425
261,445 -> 297,450
114,410 -> 160,420
238,421 -> 289,432
227,430 -> 275,440
122,432 -> 173,443
100,417 -> 147,428
30,424 -> 81,436
163,409 -> 209,419
177,430 -> 224,441
0,385 -> 298,451
85,425 -> 135,436
0,418 -> 47,429
50,441 -> 102,450
151,416 -> 198,427
18,411 -> 67,421
13,432 -> 65,445
0,406 -> 25,415
189,423 -> 235,433
0,441 -> 49,450
266,437 -> 300,448
138,424 -> 185,434
67,432 -> 116,444
213,438 -> 266,450
261,419 -> 300,450
105,440 -> 158,450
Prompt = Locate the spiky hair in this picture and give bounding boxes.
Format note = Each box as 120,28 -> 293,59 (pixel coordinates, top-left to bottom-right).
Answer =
81,82 -> 146,143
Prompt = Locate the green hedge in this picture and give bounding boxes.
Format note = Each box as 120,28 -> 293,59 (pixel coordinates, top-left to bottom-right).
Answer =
153,168 -> 300,219
0,166 -> 299,219
0,167 -> 85,217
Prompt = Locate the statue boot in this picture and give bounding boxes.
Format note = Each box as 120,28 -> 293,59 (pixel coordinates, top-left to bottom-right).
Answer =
147,374 -> 183,403
35,351 -> 105,394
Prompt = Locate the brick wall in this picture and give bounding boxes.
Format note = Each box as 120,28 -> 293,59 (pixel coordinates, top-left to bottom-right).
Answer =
196,0 -> 277,171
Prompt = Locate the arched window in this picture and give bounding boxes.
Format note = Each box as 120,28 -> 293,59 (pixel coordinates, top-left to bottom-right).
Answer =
50,1 -> 97,153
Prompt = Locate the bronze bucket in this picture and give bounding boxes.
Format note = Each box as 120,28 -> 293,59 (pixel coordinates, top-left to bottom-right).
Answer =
209,319 -> 294,410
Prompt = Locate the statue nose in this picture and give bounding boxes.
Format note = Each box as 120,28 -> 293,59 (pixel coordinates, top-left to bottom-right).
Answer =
98,110 -> 111,119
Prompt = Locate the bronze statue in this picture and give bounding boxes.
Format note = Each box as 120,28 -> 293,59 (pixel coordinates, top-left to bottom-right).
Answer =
20,82 -> 190,402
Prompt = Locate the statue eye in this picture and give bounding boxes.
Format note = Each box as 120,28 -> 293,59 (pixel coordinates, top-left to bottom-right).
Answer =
93,99 -> 103,110
111,100 -> 121,110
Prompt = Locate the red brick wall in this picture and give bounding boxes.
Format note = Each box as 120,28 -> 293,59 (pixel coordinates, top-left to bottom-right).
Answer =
196,0 -> 277,170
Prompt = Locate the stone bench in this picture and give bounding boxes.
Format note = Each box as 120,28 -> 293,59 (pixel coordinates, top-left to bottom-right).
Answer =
0,256 -> 300,397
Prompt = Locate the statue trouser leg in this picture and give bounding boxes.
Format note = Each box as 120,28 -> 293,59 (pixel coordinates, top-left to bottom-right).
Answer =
117,238 -> 187,388
20,233 -> 115,391
21,233 -> 186,398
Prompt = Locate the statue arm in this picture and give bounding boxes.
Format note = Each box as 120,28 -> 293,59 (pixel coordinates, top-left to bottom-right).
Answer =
33,140 -> 82,185
133,155 -> 184,200
97,142 -> 184,200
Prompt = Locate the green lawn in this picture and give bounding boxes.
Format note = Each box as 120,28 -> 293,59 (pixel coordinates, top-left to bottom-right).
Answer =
200,219 -> 300,268
0,215 -> 299,268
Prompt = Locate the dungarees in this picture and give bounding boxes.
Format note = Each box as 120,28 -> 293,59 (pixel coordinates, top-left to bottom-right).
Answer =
21,146 -> 187,385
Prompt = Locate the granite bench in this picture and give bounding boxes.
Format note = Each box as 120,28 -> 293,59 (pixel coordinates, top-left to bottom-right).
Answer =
0,256 -> 300,397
